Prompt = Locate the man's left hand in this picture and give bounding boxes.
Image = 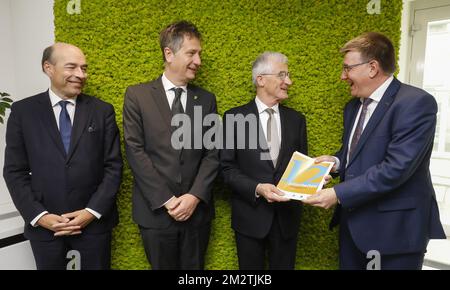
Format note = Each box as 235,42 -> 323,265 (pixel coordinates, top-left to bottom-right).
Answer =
53,209 -> 96,236
302,187 -> 338,209
168,193 -> 200,222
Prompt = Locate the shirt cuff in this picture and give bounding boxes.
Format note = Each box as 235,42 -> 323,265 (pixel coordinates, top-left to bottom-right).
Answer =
85,208 -> 102,219
332,156 -> 340,172
31,211 -> 49,227
161,196 -> 176,208
255,184 -> 260,198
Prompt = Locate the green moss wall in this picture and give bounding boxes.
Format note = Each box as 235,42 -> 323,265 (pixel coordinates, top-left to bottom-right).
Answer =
54,0 -> 402,269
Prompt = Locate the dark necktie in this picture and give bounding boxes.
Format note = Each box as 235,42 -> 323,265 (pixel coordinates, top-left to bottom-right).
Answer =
170,87 -> 184,167
171,87 -> 184,115
349,98 -> 373,159
59,100 -> 72,154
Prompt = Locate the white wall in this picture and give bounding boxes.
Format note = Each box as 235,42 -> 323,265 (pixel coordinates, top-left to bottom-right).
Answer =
10,0 -> 54,99
0,0 -> 17,97
398,0 -> 414,83
0,0 -> 17,215
0,0 -> 54,270
0,0 -> 54,217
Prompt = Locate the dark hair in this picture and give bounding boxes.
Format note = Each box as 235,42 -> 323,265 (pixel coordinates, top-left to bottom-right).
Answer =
41,45 -> 54,72
340,32 -> 396,74
159,20 -> 201,62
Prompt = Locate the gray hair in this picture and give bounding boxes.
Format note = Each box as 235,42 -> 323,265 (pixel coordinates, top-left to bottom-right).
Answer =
252,52 -> 288,86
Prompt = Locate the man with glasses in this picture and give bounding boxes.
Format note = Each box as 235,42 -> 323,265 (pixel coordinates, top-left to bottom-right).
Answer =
303,32 -> 446,269
221,51 -> 307,269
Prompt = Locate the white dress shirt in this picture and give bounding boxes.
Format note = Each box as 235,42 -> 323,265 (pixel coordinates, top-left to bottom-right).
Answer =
345,76 -> 393,165
333,76 -> 394,170
254,96 -> 282,198
160,74 -> 189,207
31,89 -> 101,227
254,96 -> 282,146
161,73 -> 187,112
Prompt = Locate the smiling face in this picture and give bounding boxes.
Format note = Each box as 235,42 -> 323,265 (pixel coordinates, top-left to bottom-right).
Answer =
43,44 -> 87,99
340,50 -> 372,98
257,60 -> 292,103
164,35 -> 202,86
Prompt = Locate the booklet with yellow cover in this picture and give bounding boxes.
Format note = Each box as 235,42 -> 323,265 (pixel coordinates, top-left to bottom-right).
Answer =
277,151 -> 334,201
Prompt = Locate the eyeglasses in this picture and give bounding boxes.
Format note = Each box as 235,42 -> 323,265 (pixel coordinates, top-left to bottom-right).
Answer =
342,61 -> 370,74
260,71 -> 290,80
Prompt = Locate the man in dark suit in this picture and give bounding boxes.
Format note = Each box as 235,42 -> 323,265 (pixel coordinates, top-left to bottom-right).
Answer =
3,43 -> 123,270
123,20 -> 219,270
221,52 -> 307,269
303,32 -> 446,270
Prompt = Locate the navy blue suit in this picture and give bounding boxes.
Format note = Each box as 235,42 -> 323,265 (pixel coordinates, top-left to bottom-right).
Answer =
330,78 -> 446,269
3,91 -> 122,269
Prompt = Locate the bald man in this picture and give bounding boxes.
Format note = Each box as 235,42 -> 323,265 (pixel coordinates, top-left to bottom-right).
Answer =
3,43 -> 123,270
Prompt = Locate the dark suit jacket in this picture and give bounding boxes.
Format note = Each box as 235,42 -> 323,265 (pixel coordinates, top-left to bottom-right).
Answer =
221,100 -> 307,239
330,78 -> 446,255
3,91 -> 122,241
123,76 -> 219,229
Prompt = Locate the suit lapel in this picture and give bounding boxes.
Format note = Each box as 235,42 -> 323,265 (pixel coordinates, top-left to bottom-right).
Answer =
340,100 -> 360,169
37,91 -> 66,157
185,85 -> 195,121
346,78 -> 401,167
151,76 -> 172,130
67,94 -> 92,161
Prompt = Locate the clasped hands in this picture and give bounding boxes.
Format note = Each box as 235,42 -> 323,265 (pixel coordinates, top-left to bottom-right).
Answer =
37,209 -> 96,236
165,193 -> 200,222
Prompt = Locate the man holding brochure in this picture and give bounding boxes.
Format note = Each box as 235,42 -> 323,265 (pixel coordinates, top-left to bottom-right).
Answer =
221,52 -> 307,269
302,32 -> 446,270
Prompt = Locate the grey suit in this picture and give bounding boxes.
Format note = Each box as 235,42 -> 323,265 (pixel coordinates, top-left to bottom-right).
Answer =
123,76 -> 219,269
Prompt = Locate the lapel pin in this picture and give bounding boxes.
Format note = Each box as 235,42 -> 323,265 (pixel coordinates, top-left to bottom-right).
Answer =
193,95 -> 198,100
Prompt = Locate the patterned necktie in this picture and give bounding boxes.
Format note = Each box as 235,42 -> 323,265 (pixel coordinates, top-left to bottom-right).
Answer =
349,98 -> 373,159
59,100 -> 72,154
266,108 -> 280,166
171,87 -> 184,115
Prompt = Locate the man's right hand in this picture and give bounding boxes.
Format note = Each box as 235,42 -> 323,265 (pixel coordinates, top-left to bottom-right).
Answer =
37,214 -> 82,236
256,183 -> 290,203
314,155 -> 339,173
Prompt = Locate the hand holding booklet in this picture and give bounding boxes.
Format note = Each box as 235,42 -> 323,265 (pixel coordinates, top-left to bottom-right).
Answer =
277,151 -> 334,201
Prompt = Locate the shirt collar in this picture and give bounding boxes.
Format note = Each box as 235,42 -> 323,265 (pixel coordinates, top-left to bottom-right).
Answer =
162,73 -> 188,93
363,75 -> 394,104
255,96 -> 280,115
49,88 -> 77,107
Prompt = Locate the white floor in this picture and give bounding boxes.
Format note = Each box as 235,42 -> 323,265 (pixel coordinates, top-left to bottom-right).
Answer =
0,240 -> 35,270
423,239 -> 450,270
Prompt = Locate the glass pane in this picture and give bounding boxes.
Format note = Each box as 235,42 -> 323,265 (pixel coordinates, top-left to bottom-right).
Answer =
423,19 -> 450,153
